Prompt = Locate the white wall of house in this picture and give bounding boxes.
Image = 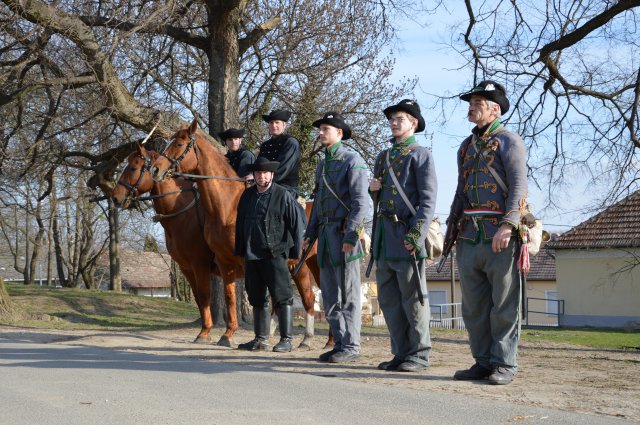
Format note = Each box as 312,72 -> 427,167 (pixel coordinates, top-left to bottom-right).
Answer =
128,287 -> 172,298
555,249 -> 640,328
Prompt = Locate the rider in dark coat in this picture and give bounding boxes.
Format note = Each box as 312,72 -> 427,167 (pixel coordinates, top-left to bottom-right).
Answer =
220,127 -> 255,178
257,109 -> 301,197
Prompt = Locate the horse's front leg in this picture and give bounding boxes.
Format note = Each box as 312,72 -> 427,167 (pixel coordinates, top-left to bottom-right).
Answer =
217,274 -> 238,347
291,261 -> 316,350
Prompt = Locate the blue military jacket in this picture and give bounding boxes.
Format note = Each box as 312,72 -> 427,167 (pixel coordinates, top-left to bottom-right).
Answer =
372,136 -> 437,261
305,142 -> 369,267
447,121 -> 528,243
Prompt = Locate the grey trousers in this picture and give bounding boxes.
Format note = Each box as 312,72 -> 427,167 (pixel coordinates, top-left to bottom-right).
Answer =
456,239 -> 521,371
376,257 -> 431,366
319,257 -> 362,354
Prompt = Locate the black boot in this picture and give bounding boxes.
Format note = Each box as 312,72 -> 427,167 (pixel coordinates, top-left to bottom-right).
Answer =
273,304 -> 293,353
238,306 -> 271,351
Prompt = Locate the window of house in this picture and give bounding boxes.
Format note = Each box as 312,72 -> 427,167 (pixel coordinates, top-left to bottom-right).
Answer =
546,291 -> 558,316
429,290 -> 448,314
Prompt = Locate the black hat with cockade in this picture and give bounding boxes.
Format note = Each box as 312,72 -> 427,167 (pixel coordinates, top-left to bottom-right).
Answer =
459,80 -> 510,114
383,99 -> 426,133
312,111 -> 352,140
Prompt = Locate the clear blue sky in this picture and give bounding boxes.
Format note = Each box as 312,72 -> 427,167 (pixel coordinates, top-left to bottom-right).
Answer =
388,8 -> 594,234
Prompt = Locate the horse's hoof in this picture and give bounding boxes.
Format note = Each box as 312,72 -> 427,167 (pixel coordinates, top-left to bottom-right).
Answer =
217,336 -> 234,348
193,335 -> 212,344
297,341 -> 312,351
323,342 -> 335,350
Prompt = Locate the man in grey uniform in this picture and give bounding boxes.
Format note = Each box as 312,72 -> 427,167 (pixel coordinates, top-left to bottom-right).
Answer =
303,112 -> 369,363
448,80 -> 528,385
369,99 -> 437,372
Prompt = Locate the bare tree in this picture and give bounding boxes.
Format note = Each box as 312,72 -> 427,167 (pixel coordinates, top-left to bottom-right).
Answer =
443,0 -> 640,211
0,0 -> 423,308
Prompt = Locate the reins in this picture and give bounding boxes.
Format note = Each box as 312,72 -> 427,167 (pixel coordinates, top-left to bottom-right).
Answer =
133,186 -> 196,202
170,171 -> 245,182
152,189 -> 201,222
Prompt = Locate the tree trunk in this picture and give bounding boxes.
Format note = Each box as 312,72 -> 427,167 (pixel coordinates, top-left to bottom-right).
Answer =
108,199 -> 121,291
30,199 -> 46,286
0,277 -> 20,320
206,4 -> 241,134
236,278 -> 251,323
210,276 -> 225,326
51,212 -> 67,287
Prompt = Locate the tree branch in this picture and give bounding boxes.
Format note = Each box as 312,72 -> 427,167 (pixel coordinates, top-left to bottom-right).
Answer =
537,0 -> 640,61
238,15 -> 281,56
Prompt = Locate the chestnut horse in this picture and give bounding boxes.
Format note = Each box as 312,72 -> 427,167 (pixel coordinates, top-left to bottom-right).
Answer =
149,119 -> 329,348
112,145 -> 220,343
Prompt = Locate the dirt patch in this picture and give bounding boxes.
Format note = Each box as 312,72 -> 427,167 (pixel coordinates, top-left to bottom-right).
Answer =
2,325 -> 638,422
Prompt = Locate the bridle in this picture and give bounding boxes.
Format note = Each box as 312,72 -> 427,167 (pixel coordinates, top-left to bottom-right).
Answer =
155,131 -> 245,183
115,152 -> 152,201
157,132 -> 199,176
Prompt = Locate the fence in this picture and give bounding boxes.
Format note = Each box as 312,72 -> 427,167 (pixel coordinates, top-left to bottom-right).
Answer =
429,302 -> 465,329
525,297 -> 565,327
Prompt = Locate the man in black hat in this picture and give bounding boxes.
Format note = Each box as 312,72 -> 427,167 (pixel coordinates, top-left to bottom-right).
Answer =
219,127 -> 255,179
257,109 -> 301,197
447,80 -> 528,385
234,156 -> 306,352
369,99 -> 437,372
302,111 -> 369,363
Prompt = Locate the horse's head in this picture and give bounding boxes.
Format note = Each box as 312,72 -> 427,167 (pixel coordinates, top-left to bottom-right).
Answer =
150,118 -> 200,181
112,144 -> 155,208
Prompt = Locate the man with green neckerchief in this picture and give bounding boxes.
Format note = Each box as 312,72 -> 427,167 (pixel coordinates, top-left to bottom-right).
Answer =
448,80 -> 528,385
303,111 -> 369,364
369,99 -> 437,373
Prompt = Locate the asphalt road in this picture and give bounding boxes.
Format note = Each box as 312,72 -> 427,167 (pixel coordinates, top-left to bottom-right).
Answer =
0,337 -> 635,425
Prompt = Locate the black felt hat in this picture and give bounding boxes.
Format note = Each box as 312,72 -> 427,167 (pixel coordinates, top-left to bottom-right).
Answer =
261,109 -> 292,123
459,80 -> 510,114
247,156 -> 279,173
217,128 -> 245,141
383,99 -> 425,133
312,111 -> 352,140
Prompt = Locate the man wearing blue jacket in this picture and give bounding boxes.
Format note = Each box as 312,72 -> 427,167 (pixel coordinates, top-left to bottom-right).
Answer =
369,99 -> 437,372
448,80 -> 528,385
303,112 -> 369,363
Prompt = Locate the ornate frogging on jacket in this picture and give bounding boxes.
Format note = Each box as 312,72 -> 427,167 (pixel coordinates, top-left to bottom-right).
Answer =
448,120 -> 528,243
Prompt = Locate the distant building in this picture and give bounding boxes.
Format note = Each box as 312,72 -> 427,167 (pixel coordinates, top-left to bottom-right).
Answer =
424,248 -> 558,326
95,250 -> 172,297
547,190 -> 640,328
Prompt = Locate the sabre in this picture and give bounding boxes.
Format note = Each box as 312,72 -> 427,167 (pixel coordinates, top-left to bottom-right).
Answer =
410,252 -> 425,306
140,122 -> 159,145
292,236 -> 317,278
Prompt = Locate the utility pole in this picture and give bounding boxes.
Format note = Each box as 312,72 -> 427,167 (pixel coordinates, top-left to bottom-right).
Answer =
449,250 -> 456,329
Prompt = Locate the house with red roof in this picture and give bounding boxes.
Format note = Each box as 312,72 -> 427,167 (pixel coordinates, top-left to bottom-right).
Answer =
423,248 -> 558,326
547,190 -> 640,328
